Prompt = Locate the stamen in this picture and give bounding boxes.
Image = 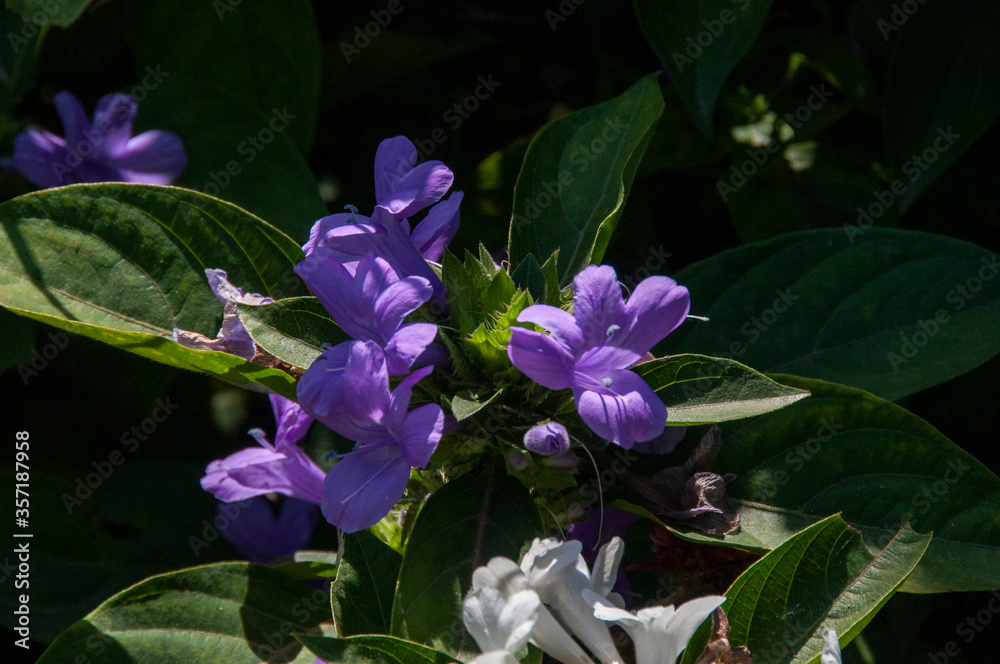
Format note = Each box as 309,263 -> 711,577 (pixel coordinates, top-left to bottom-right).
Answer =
603,377 -> 613,388
606,324 -> 621,339
248,428 -> 271,448
344,204 -> 358,214
686,314 -> 710,322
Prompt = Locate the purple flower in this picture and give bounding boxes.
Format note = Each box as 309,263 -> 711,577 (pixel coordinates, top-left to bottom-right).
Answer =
173,269 -> 273,360
201,395 -> 323,505
9,91 -> 186,189
507,265 -> 690,449
373,135 -> 454,219
217,496 -> 319,564
294,250 -> 444,375
302,136 -> 462,301
297,340 -> 444,533
524,422 -> 571,456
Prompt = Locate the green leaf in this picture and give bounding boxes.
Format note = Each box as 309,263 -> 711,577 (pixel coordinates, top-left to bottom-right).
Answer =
885,0 -> 1000,212
37,562 -> 331,663
717,375 -> 1000,593
0,183 -> 307,397
298,634 -> 461,664
125,0 -> 321,153
680,516 -> 930,664
508,74 -> 664,286
633,0 -> 774,133
450,388 -> 503,422
636,354 -> 810,425
6,0 -> 92,26
661,228 -> 1000,401
135,75 -> 327,240
238,297 -> 348,370
331,530 -> 403,638
390,464 -> 543,658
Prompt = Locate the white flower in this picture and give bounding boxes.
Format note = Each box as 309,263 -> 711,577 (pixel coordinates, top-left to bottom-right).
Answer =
463,587 -> 541,664
519,537 -> 625,664
473,556 -> 597,664
586,592 -> 725,664
821,628 -> 842,664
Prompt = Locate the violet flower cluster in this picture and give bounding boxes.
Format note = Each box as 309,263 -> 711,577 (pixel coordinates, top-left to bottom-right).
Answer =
6,91 -> 186,188
195,136 -> 460,536
190,134 -> 692,557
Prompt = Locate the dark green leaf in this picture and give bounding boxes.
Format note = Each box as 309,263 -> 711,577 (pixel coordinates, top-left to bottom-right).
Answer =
661,228 -> 1000,401
717,375 -> 1000,593
636,354 -> 810,425
299,634 -> 461,664
390,464 -> 543,658
126,0 -> 321,153
238,297 -> 348,370
680,516 -> 930,664
6,0 -> 92,26
135,75 -> 327,240
633,0 -> 774,133
511,253 -> 546,303
37,562 -> 331,663
331,530 -> 403,638
885,0 -> 1000,212
508,74 -> 664,286
0,183 -> 307,397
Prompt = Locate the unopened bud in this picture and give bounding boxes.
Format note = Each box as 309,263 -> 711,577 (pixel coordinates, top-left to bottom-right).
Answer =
523,421 -> 570,456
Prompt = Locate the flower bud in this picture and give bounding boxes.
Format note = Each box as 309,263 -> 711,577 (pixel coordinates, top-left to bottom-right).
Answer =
507,448 -> 530,471
524,422 -> 570,456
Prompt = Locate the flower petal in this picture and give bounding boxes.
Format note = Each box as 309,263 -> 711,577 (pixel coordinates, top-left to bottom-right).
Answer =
321,444 -> 411,533
217,497 -> 318,564
373,136 -> 417,203
295,250 -> 380,341
507,328 -> 575,391
12,129 -> 71,188
573,369 -> 666,448
53,91 -> 91,149
498,590 -> 541,653
618,275 -> 690,356
410,191 -> 463,262
270,394 -> 314,449
91,93 -> 136,156
395,403 -> 444,468
115,130 -> 188,184
517,304 -> 583,352
385,364 -> 434,433
572,265 -> 628,348
384,323 -> 440,376
373,276 -> 433,340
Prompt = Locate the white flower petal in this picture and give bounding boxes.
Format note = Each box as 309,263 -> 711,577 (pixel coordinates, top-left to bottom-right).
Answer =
498,590 -> 541,653
590,537 -> 625,598
821,628 -> 843,664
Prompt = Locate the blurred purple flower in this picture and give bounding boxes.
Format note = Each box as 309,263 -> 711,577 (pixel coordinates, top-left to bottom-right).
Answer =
9,91 -> 186,188
202,395 -> 322,505
524,421 -> 571,456
294,250 -> 445,375
569,506 -> 639,607
297,341 -> 444,533
173,269 -> 273,360
507,265 -> 690,449
218,496 -> 319,564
